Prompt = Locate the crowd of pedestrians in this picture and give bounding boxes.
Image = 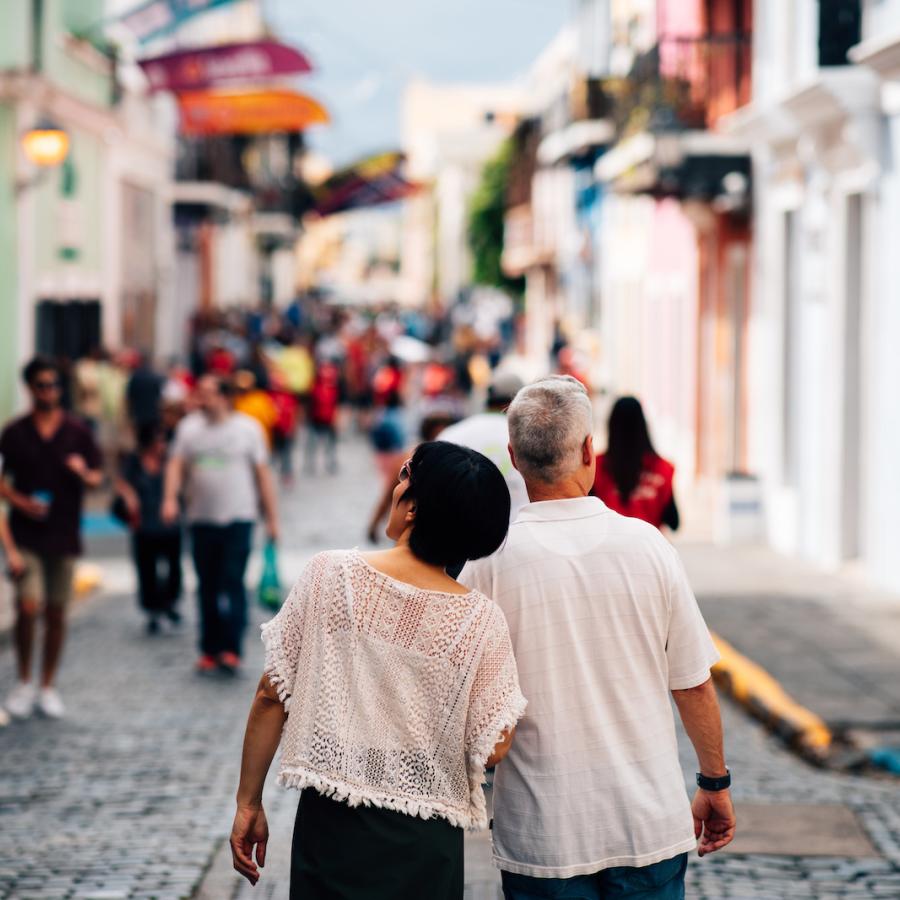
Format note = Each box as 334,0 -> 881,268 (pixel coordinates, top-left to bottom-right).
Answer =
0,296 -> 730,899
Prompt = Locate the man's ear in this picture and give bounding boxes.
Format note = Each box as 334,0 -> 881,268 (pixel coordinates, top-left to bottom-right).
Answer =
506,444 -> 519,472
583,434 -> 595,466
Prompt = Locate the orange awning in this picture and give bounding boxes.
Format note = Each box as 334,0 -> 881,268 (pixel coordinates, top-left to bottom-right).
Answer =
178,89 -> 329,136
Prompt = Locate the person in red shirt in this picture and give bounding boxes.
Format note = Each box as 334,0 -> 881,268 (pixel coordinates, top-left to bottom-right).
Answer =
305,360 -> 342,475
592,396 -> 679,531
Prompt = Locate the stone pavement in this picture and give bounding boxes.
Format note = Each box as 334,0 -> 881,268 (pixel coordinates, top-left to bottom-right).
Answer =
678,543 -> 900,740
1,436 -> 899,898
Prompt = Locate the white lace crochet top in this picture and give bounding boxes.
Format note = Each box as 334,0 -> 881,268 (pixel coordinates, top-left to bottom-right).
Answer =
261,549 -> 526,830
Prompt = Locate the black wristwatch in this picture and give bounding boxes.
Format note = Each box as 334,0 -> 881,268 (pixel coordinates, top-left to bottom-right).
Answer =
696,769 -> 731,792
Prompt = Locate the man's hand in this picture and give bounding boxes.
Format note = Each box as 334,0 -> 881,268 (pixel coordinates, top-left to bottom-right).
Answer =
230,804 -> 269,885
65,454 -> 88,479
13,493 -> 50,520
264,517 -> 280,544
692,788 -> 736,856
160,498 -> 179,526
65,454 -> 103,488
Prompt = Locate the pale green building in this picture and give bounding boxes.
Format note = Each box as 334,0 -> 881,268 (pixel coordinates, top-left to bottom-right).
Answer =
0,0 -> 174,421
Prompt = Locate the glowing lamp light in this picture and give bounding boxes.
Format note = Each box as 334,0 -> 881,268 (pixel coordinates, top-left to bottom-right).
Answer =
21,119 -> 70,168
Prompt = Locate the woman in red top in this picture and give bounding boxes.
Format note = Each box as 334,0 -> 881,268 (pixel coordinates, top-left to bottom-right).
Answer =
592,396 -> 680,530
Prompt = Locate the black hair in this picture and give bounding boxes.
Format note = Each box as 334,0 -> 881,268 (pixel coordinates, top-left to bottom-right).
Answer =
402,441 -> 510,569
604,396 -> 657,502
136,421 -> 162,451
419,414 -> 458,443
22,356 -> 59,387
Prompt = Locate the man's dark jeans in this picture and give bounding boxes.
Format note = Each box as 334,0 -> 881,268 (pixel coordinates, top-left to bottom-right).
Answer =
501,853 -> 687,900
191,522 -> 253,658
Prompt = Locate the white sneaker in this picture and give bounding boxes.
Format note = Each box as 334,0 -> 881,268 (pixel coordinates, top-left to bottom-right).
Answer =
0,707 -> 9,727
5,681 -> 36,719
38,687 -> 65,719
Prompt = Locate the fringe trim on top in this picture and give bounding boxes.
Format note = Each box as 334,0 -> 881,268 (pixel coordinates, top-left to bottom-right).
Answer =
465,689 -> 529,825
260,620 -> 293,712
277,766 -> 483,831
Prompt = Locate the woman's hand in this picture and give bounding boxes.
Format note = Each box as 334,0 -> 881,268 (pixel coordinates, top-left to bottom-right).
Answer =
7,547 -> 26,580
230,803 -> 269,885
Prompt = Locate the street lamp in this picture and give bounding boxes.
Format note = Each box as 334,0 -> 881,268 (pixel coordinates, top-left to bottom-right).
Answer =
16,117 -> 70,194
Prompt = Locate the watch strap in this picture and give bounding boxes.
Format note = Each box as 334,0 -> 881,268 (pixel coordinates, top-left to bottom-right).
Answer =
696,769 -> 731,791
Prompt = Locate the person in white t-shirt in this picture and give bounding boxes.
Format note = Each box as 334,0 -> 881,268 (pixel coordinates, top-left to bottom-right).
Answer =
162,374 -> 280,675
461,375 -> 735,900
439,371 -> 528,523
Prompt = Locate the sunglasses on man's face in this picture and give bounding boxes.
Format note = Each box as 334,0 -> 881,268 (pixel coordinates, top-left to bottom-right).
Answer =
398,458 -> 413,483
34,380 -> 60,391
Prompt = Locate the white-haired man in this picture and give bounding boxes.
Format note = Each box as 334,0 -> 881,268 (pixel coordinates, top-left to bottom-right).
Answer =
461,376 -> 734,900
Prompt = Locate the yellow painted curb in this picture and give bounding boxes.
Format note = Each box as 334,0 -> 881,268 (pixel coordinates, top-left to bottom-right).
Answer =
711,632 -> 833,753
73,562 -> 103,597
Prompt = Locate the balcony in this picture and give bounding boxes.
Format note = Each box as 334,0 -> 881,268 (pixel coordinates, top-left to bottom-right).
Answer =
176,135 -> 312,222
615,33 -> 752,137
597,34 -> 752,206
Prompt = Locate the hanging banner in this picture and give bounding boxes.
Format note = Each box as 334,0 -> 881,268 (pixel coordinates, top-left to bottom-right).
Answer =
117,0 -> 238,44
314,152 -> 419,216
178,89 -> 330,136
139,40 -> 313,92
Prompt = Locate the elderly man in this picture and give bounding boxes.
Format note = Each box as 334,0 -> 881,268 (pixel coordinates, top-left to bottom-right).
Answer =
461,376 -> 734,900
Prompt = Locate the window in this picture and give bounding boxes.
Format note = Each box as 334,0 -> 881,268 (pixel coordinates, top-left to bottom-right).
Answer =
818,0 -> 862,66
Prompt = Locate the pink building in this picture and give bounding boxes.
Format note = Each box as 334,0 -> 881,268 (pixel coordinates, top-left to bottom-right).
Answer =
596,0 -> 753,533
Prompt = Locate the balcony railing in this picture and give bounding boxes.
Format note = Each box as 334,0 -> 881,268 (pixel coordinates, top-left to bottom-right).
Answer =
615,33 -> 752,136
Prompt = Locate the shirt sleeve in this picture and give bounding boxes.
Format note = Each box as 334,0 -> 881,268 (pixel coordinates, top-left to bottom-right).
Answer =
260,553 -> 322,709
247,418 -> 269,465
464,603 -> 527,769
664,546 -> 720,689
169,418 -> 190,461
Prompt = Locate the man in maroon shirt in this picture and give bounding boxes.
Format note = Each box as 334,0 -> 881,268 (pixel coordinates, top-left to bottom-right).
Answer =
0,357 -> 103,720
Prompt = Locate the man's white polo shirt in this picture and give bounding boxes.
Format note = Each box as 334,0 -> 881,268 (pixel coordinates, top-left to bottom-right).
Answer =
461,497 -> 719,879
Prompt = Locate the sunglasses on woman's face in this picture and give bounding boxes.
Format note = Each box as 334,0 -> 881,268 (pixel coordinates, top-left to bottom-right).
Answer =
398,458 -> 413,483
34,379 -> 60,391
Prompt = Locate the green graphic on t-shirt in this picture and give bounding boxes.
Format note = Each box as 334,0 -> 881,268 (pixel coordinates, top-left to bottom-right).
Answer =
195,454 -> 230,469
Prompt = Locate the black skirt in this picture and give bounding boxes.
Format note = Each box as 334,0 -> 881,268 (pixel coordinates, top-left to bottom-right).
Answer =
291,788 -> 464,900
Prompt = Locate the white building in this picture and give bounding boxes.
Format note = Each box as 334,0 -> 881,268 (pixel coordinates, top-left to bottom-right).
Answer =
400,79 -> 525,308
725,0 -> 900,590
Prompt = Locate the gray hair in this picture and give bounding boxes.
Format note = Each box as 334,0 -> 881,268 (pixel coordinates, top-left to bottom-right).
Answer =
507,375 -> 593,484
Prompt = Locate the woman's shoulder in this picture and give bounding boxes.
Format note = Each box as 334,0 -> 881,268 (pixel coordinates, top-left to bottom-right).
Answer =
458,587 -> 507,625
300,548 -> 353,577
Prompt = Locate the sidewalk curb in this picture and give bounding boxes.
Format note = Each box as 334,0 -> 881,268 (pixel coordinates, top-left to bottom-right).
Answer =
711,632 -> 833,759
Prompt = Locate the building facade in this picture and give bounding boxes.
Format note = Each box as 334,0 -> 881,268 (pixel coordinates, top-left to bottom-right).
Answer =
0,0 -> 176,419
726,0 -> 900,590
400,79 -> 524,309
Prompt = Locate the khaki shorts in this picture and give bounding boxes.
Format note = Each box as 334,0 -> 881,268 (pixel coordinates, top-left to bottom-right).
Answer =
16,551 -> 77,609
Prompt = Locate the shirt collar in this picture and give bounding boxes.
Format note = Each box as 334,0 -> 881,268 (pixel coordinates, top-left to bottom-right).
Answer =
514,496 -> 610,523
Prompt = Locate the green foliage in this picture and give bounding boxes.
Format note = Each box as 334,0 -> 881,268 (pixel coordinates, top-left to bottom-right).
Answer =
467,139 -> 524,295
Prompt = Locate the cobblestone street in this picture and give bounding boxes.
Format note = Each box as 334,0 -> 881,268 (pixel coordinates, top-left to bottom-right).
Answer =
1,437 -> 900,899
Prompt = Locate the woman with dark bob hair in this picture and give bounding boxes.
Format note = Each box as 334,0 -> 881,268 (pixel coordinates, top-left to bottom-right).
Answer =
230,441 -> 526,899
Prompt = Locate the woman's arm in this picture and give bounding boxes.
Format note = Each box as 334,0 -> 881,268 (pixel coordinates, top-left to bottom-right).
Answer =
113,474 -> 141,523
486,728 -> 515,767
231,674 -> 288,886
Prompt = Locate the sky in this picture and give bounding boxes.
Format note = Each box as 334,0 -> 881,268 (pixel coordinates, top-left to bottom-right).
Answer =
264,0 -> 572,167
